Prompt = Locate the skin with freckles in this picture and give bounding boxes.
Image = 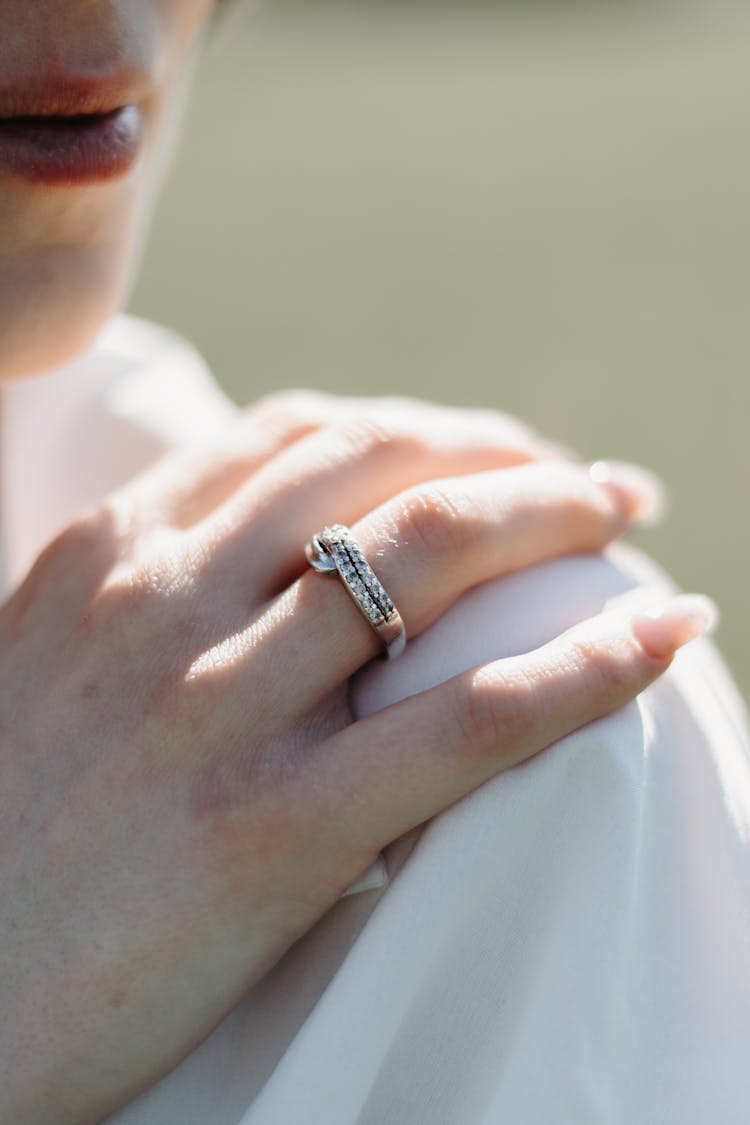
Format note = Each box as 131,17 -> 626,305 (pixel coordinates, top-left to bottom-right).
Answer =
0,4 -> 718,1123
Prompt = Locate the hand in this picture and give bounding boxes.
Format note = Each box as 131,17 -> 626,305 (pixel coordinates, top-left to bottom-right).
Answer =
0,392 -> 706,1123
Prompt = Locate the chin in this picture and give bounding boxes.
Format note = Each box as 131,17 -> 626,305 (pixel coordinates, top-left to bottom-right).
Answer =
0,316 -> 109,382
0,248 -> 131,382
0,129 -> 159,383
0,295 -> 120,383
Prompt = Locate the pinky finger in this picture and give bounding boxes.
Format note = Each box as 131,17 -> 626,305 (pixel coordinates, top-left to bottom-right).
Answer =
308,593 -> 718,855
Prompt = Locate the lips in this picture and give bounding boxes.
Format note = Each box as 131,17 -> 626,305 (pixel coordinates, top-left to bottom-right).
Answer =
0,106 -> 143,185
0,72 -> 146,186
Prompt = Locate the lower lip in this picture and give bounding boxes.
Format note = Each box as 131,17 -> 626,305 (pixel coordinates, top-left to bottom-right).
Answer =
0,105 -> 142,186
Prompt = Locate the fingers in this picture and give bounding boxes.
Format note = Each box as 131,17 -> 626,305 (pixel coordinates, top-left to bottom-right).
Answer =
113,393 -> 560,548
108,390 -> 335,534
183,397 -> 563,596
301,594 -> 718,855
248,459 -> 663,713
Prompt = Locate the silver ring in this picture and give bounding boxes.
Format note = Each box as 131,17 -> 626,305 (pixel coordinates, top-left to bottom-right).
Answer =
305,524 -> 406,660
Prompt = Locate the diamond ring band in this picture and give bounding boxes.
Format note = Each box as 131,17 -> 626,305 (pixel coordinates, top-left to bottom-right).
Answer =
305,524 -> 407,660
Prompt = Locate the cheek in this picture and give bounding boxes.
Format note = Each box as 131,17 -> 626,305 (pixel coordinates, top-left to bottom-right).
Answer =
158,0 -> 218,60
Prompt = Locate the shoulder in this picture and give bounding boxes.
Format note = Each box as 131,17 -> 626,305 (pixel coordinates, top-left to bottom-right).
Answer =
1,316 -> 237,587
90,314 -> 236,448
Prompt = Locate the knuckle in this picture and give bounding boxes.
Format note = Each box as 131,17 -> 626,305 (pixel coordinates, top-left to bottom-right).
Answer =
33,503 -> 121,576
452,667 -> 532,759
522,462 -> 619,544
570,635 -> 631,699
94,569 -> 158,626
397,484 -> 466,557
555,494 -> 605,547
5,505 -> 126,638
336,414 -> 420,465
566,479 -> 620,538
236,390 -> 332,453
570,463 -> 621,519
100,553 -> 190,617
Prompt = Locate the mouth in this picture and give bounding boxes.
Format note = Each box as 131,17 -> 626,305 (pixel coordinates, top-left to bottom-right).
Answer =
0,107 -> 143,185
0,74 -> 146,186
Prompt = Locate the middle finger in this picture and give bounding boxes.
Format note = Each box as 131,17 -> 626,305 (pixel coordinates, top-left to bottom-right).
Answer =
227,459 -> 663,716
186,400 -> 563,600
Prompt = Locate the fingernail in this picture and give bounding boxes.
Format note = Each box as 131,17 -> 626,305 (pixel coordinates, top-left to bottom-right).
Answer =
589,460 -> 667,526
631,593 -> 719,660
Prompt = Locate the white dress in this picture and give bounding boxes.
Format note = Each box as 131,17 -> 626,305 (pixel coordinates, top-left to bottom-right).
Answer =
3,317 -> 749,1125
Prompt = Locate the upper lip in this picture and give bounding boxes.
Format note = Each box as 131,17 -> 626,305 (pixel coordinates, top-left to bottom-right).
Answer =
0,69 -> 146,120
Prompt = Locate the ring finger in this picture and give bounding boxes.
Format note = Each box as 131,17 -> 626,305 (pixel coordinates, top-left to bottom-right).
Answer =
222,458 -> 663,715
186,399 -> 566,600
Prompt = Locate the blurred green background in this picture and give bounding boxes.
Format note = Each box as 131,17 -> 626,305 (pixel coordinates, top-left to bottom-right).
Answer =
130,0 -> 750,697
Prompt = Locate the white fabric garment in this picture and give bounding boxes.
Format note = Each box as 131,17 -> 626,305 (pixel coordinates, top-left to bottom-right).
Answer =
3,316 -> 749,1125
